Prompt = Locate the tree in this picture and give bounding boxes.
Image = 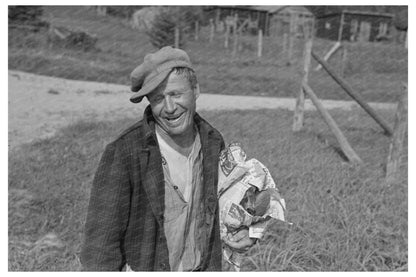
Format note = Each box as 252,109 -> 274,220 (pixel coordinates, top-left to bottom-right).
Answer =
146,6 -> 203,49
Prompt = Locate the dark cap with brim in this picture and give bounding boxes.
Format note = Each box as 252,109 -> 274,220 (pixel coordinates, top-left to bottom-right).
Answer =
129,46 -> 193,103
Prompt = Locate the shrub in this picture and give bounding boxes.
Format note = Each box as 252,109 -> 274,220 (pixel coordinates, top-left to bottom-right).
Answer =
8,6 -> 49,30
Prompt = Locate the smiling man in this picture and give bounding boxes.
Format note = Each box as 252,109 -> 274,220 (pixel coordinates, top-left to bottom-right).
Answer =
80,46 -> 255,271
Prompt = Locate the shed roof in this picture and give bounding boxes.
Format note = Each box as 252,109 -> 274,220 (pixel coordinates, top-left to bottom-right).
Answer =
250,5 -> 313,15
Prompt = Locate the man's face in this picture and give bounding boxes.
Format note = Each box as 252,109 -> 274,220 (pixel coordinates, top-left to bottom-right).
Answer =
147,71 -> 199,137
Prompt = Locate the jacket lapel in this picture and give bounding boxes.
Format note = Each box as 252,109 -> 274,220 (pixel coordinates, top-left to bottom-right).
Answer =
137,107 -> 165,227
196,114 -> 222,226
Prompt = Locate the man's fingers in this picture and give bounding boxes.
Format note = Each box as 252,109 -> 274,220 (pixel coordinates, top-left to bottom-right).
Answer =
227,229 -> 248,242
223,237 -> 255,253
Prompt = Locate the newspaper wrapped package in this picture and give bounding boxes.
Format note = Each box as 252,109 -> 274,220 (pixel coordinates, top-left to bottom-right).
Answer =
218,142 -> 287,268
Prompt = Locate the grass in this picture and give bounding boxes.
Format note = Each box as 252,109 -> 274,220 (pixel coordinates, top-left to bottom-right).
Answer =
8,108 -> 407,271
8,6 -> 407,103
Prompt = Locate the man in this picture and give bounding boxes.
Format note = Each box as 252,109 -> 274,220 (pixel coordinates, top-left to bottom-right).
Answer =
80,46 -> 255,271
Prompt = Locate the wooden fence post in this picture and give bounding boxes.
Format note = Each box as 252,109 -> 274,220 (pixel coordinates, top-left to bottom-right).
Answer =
174,26 -> 180,48
232,14 -> 239,57
312,51 -> 393,136
303,83 -> 363,165
96,6 -> 107,16
405,30 -> 408,49
386,85 -> 408,181
257,29 -> 263,58
209,19 -> 214,43
282,32 -> 288,56
225,24 -> 230,48
293,30 -> 312,132
194,21 -> 199,41
340,44 -> 348,77
287,12 -> 295,65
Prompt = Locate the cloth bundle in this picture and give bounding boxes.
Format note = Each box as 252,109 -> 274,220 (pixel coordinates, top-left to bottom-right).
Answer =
218,143 -> 287,268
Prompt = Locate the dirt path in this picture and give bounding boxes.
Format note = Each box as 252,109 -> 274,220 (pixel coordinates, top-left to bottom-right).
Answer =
8,70 -> 397,149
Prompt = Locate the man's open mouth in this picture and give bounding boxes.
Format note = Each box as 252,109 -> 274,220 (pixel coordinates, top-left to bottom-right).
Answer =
165,113 -> 184,123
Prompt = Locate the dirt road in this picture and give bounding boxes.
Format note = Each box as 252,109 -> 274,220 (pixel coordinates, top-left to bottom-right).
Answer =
8,70 -> 397,148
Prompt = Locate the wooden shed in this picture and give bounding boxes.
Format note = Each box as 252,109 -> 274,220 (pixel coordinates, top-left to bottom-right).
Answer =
204,5 -> 314,36
315,10 -> 394,42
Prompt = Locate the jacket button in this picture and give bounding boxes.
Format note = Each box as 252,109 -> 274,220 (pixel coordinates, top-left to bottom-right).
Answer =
173,185 -> 178,190
159,215 -> 164,221
160,262 -> 166,269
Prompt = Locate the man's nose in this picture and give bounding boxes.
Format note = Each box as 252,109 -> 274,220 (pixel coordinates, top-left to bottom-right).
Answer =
164,96 -> 176,113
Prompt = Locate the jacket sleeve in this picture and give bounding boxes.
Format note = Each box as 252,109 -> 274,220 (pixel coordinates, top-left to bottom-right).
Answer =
80,139 -> 131,271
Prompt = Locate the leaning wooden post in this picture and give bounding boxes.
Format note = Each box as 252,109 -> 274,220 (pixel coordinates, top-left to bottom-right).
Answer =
209,19 -> 214,43
194,21 -> 199,41
293,27 -> 313,132
303,83 -> 363,165
174,26 -> 180,48
257,29 -> 263,58
337,11 -> 345,42
312,51 -> 393,136
386,85 -> 408,182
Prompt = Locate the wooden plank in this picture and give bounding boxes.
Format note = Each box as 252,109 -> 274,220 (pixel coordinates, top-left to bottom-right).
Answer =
386,85 -> 408,181
293,35 -> 312,132
312,51 -> 393,136
303,83 -> 363,165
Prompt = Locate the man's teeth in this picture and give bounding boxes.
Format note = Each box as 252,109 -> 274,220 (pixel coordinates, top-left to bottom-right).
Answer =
167,114 -> 182,121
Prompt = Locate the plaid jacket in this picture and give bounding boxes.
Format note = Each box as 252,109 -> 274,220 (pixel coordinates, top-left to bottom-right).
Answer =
80,106 -> 225,271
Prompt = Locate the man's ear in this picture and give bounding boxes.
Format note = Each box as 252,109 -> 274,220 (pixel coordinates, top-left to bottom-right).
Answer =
194,83 -> 200,99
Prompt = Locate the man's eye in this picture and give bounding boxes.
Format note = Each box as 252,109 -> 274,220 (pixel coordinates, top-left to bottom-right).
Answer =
152,96 -> 164,103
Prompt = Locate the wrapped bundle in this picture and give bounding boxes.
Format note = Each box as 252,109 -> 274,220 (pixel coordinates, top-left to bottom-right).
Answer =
218,143 -> 287,268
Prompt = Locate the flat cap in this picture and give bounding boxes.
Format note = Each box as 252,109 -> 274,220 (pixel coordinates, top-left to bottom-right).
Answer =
129,46 -> 193,103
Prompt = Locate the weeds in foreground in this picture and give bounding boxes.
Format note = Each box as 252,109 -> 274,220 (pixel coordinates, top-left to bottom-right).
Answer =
8,108 -> 407,271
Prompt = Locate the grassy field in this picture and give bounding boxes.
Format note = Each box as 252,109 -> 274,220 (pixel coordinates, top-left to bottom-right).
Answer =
8,6 -> 407,103
8,108 -> 407,271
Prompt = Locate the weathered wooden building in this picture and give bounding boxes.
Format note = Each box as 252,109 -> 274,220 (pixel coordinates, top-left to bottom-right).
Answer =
204,5 -> 314,36
315,10 -> 394,42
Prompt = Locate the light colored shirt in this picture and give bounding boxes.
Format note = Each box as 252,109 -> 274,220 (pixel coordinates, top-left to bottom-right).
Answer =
156,127 -> 204,271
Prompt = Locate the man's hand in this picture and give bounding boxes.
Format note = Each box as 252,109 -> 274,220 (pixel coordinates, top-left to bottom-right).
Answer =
223,228 -> 257,253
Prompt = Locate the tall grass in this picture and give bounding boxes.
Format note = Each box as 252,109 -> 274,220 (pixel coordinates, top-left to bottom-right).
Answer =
8,6 -> 407,102
8,108 -> 407,271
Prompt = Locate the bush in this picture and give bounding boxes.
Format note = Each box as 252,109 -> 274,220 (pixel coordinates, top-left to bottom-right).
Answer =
47,26 -> 98,52
146,6 -> 203,49
8,6 -> 49,30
